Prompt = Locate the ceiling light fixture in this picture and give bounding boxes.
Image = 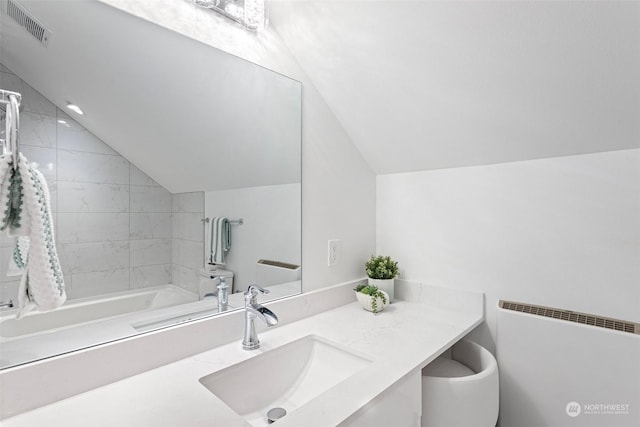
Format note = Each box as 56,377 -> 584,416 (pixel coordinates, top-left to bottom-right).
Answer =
194,0 -> 267,31
66,102 -> 84,115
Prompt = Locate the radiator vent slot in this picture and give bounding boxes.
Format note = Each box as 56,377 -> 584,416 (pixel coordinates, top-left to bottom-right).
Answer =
499,300 -> 639,335
4,0 -> 51,46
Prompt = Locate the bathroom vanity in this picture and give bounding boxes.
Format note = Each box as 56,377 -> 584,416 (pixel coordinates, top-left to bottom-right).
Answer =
0,282 -> 482,426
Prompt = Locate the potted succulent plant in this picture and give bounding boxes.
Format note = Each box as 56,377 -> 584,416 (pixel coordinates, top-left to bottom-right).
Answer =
354,284 -> 389,314
365,255 -> 399,302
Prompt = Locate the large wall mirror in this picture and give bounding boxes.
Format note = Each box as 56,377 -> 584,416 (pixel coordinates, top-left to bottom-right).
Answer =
0,0 -> 301,369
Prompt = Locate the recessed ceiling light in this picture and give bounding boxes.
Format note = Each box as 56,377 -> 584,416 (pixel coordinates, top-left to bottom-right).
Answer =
66,102 -> 84,115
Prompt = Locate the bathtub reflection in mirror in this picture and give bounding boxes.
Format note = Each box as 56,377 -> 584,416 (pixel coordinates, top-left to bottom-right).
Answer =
0,1 -> 301,369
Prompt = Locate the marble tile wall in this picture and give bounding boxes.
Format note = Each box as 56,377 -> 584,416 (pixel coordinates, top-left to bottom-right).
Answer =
0,64 -> 174,301
171,192 -> 204,294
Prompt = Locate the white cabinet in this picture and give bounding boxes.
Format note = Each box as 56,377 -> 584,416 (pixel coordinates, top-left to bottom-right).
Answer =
339,370 -> 422,427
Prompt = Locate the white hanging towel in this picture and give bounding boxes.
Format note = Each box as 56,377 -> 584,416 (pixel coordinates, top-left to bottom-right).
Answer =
210,217 -> 231,265
0,153 -> 66,317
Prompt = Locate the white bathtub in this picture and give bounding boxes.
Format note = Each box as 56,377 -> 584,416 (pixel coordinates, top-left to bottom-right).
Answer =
0,285 -> 198,340
0,285 -> 211,369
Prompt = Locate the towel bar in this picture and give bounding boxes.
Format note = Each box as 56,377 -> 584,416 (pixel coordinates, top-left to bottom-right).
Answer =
202,217 -> 243,225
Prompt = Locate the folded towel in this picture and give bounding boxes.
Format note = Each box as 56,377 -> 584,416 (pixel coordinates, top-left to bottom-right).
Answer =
1,153 -> 66,317
210,217 -> 231,265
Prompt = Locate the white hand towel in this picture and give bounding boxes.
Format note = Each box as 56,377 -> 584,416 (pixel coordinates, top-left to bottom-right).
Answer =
1,154 -> 66,317
210,217 -> 230,265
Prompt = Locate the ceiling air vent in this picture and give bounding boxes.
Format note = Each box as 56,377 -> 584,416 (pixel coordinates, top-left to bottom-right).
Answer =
3,0 -> 51,46
499,300 -> 639,335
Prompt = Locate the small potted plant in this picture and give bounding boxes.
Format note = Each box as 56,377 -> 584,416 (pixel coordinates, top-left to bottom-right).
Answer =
354,284 -> 389,314
365,255 -> 399,302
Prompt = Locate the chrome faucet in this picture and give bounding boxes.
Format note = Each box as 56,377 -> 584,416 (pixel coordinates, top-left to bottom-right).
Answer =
0,299 -> 14,309
217,276 -> 229,312
242,285 -> 278,350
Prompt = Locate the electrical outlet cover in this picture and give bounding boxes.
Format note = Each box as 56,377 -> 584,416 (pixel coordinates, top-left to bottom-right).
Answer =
328,239 -> 340,266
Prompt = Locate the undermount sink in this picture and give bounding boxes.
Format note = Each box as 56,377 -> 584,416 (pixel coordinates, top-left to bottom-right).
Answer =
199,335 -> 372,426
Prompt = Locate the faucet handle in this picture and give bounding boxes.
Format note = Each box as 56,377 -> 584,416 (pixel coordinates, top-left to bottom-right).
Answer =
245,285 -> 269,305
246,284 -> 269,295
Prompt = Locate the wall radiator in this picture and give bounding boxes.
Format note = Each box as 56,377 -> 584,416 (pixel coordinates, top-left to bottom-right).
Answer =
497,300 -> 640,427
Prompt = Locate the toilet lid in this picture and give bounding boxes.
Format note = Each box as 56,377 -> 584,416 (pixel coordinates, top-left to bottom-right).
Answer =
211,269 -> 233,278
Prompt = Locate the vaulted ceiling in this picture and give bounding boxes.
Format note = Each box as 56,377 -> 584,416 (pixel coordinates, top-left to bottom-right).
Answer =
270,0 -> 640,173
1,0 -> 638,192
0,0 -> 301,193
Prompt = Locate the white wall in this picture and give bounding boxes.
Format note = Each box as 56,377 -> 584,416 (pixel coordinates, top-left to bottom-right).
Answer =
377,149 -> 640,353
171,192 -> 205,294
299,80 -> 376,291
205,184 -> 301,292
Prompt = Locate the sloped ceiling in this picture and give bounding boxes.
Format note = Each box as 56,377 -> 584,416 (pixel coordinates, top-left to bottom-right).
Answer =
0,0 -> 301,193
271,0 -> 640,173
2,0 -> 639,190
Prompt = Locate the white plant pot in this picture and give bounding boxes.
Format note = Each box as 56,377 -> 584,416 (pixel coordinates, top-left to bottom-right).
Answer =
355,290 -> 389,313
368,278 -> 395,303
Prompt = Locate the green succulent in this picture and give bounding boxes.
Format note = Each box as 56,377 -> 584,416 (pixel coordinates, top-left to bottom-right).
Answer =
354,284 -> 388,313
365,255 -> 399,280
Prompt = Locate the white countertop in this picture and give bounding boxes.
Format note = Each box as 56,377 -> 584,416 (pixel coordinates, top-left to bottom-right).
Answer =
2,295 -> 482,427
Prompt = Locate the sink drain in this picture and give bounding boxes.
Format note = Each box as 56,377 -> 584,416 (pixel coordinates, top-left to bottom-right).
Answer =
267,407 -> 287,424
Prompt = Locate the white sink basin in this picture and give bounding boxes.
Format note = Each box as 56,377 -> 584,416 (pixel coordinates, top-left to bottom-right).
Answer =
199,334 -> 372,426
